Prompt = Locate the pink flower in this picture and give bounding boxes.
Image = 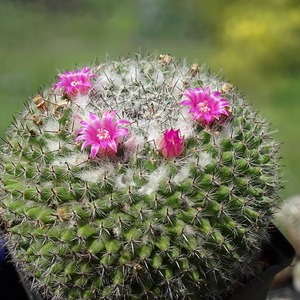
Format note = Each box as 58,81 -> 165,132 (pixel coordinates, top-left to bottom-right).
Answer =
75,111 -> 130,159
54,67 -> 98,97
159,128 -> 184,158
180,87 -> 230,125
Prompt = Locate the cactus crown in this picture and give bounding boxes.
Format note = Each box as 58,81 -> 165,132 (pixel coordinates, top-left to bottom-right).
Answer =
0,54 -> 282,300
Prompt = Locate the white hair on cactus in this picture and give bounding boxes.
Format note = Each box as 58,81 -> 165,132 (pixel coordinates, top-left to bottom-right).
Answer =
79,162 -> 115,183
115,169 -> 136,190
183,224 -> 196,237
125,63 -> 141,82
46,139 -> 61,152
172,163 -> 191,186
113,226 -> 122,237
220,121 -> 233,137
175,107 -> 195,139
70,114 -> 84,133
170,73 -> 187,92
95,66 -> 121,89
93,72 -> 110,91
197,151 -> 213,170
213,121 -> 234,147
123,135 -> 145,159
53,152 -> 89,167
153,69 -> 164,86
147,124 -> 162,146
73,94 -> 90,110
43,116 -> 60,133
41,179 -> 54,189
138,164 -> 168,195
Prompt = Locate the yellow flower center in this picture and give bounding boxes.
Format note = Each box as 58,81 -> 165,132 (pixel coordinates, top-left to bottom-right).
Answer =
197,100 -> 210,113
97,128 -> 111,142
71,80 -> 83,87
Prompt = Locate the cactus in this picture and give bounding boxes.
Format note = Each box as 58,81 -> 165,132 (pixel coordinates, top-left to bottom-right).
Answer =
0,53 -> 282,300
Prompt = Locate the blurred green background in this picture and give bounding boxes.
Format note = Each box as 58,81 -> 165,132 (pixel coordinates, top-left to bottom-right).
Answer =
1,0 -> 300,199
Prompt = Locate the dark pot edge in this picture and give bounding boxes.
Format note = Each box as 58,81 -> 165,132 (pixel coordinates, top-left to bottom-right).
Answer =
228,225 -> 296,300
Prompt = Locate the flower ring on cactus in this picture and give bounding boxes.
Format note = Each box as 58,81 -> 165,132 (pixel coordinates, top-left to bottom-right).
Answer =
75,110 -> 130,158
181,86 -> 230,126
159,128 -> 184,158
54,67 -> 98,97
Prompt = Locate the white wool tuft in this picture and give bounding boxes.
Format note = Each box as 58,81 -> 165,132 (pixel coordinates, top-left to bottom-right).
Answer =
172,163 -> 191,185
197,152 -> 212,169
175,107 -> 195,139
123,135 -> 145,159
153,69 -> 164,86
43,117 -> 60,133
125,64 -> 140,82
115,169 -> 136,190
212,122 -> 234,147
46,140 -> 61,152
138,164 -> 168,195
147,124 -> 161,147
113,227 -> 122,237
71,114 -> 84,133
73,94 -> 90,110
53,152 -> 89,167
79,162 -> 115,183
220,122 -> 233,139
184,224 -> 196,236
170,74 -> 186,92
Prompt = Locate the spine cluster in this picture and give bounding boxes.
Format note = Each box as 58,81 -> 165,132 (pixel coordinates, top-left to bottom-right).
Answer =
0,54 -> 282,300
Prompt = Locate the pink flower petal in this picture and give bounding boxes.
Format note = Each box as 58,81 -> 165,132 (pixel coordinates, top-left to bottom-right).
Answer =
75,110 -> 130,159
90,144 -> 101,159
54,67 -> 98,98
159,128 -> 184,158
180,86 -> 230,126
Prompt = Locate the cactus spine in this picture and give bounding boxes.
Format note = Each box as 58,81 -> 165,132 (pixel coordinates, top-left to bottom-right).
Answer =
0,54 -> 282,299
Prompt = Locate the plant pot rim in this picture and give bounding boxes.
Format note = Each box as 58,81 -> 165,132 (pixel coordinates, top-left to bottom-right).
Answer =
228,225 -> 296,300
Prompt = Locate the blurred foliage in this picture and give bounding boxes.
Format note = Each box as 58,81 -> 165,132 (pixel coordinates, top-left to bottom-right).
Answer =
218,0 -> 300,77
0,0 -> 300,198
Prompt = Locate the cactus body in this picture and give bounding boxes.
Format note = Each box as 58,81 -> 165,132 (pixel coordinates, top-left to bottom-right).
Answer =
0,54 -> 282,299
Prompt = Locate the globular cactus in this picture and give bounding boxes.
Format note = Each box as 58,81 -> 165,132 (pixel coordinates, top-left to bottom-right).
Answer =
0,54 -> 282,300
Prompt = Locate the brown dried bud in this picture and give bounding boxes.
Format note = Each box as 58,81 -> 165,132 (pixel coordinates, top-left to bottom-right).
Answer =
221,83 -> 234,94
54,100 -> 68,115
158,54 -> 172,66
30,114 -> 43,125
56,206 -> 71,222
33,95 -> 48,112
187,63 -> 200,77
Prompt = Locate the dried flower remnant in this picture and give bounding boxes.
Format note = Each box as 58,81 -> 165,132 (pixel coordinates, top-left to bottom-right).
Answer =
159,128 -> 184,158
75,111 -> 130,159
221,83 -> 234,94
54,67 -> 98,97
187,63 -> 200,77
32,95 -> 48,112
158,53 -> 173,66
180,87 -> 230,126
30,114 -> 43,125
